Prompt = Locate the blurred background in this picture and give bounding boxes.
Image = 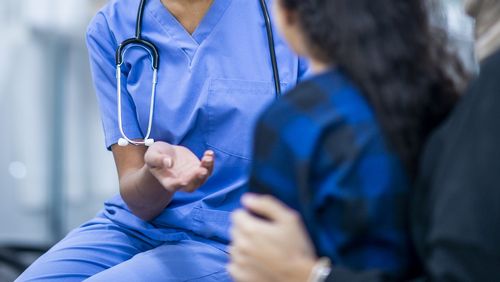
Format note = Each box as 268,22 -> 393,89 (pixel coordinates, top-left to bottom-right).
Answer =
0,0 -> 475,280
0,0 -> 113,279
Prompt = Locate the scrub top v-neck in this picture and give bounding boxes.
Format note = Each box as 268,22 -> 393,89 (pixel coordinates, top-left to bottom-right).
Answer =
86,0 -> 309,244
150,0 -> 229,62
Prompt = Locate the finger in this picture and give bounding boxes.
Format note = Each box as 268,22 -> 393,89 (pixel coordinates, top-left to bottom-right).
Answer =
228,245 -> 247,264
228,263 -> 247,282
163,157 -> 174,168
160,177 -> 184,192
231,210 -> 274,236
145,143 -> 176,169
228,262 -> 260,282
229,226 -> 246,246
201,155 -> 213,171
230,215 -> 255,241
201,151 -> 215,176
228,258 -> 274,282
242,193 -> 298,223
144,149 -> 168,168
230,229 -> 256,256
179,167 -> 209,193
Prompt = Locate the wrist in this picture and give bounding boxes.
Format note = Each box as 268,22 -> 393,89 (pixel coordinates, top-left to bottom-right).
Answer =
289,256 -> 317,282
123,165 -> 173,212
143,163 -> 178,193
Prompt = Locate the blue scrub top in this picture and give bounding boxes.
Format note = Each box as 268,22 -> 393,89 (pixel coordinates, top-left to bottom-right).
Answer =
86,0 -> 308,244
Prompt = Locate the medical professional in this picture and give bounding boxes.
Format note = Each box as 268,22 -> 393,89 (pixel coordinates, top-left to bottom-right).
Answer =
17,0 -> 308,281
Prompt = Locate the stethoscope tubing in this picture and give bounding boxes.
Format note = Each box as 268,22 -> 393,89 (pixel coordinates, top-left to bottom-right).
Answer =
259,0 -> 282,97
116,0 -> 280,147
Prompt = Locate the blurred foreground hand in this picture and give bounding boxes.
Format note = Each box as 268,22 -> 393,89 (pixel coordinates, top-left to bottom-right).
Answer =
229,194 -> 318,282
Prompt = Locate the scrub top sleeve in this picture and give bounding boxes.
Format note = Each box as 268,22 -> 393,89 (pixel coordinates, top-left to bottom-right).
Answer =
86,14 -> 143,150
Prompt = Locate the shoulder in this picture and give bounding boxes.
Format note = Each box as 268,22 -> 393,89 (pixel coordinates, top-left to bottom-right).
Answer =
257,80 -> 327,142
257,69 -> 379,155
259,69 -> 375,133
262,80 -> 325,120
254,80 -> 327,160
86,0 -> 137,38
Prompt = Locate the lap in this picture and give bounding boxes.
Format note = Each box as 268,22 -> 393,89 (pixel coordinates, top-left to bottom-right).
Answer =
16,217 -> 155,282
86,239 -> 231,282
16,216 -> 231,282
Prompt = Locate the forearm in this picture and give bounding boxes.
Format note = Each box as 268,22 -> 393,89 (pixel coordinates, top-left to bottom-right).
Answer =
119,164 -> 174,221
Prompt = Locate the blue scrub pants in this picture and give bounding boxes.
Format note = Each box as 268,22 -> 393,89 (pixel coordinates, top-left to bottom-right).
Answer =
16,215 -> 231,282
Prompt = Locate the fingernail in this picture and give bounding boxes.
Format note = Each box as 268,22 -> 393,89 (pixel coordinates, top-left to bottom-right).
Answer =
164,158 -> 173,168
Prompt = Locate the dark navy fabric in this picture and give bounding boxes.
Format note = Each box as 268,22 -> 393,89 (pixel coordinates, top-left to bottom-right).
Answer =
250,68 -> 414,277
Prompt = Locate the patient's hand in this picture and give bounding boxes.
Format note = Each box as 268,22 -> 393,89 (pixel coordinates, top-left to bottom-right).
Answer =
229,194 -> 318,282
144,142 -> 215,193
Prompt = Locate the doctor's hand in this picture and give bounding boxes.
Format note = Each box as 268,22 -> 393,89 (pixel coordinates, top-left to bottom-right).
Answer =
229,194 -> 318,282
144,141 -> 215,193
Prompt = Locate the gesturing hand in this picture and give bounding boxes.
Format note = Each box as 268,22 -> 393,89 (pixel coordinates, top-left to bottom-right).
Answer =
144,141 -> 215,193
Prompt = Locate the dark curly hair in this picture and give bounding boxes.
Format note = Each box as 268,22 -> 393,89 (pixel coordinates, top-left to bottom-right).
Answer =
280,0 -> 466,178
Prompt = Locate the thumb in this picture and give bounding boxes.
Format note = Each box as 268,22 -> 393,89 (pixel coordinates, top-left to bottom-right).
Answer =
241,193 -> 297,222
145,147 -> 173,169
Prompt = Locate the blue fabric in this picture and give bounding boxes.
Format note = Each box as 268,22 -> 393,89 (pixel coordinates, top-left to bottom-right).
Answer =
250,69 -> 414,277
18,0 -> 308,280
16,215 -> 231,282
85,0 -> 307,243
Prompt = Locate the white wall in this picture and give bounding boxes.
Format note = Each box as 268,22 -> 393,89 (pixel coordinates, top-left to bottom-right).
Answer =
0,0 -> 117,245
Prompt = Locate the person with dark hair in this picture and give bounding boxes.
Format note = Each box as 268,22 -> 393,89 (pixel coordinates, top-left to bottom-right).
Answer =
228,0 -> 465,281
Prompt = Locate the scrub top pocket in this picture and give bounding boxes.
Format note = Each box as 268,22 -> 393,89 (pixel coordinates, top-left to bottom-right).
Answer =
206,79 -> 286,160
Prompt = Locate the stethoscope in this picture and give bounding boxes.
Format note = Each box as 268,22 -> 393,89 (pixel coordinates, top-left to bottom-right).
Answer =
116,0 -> 281,147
